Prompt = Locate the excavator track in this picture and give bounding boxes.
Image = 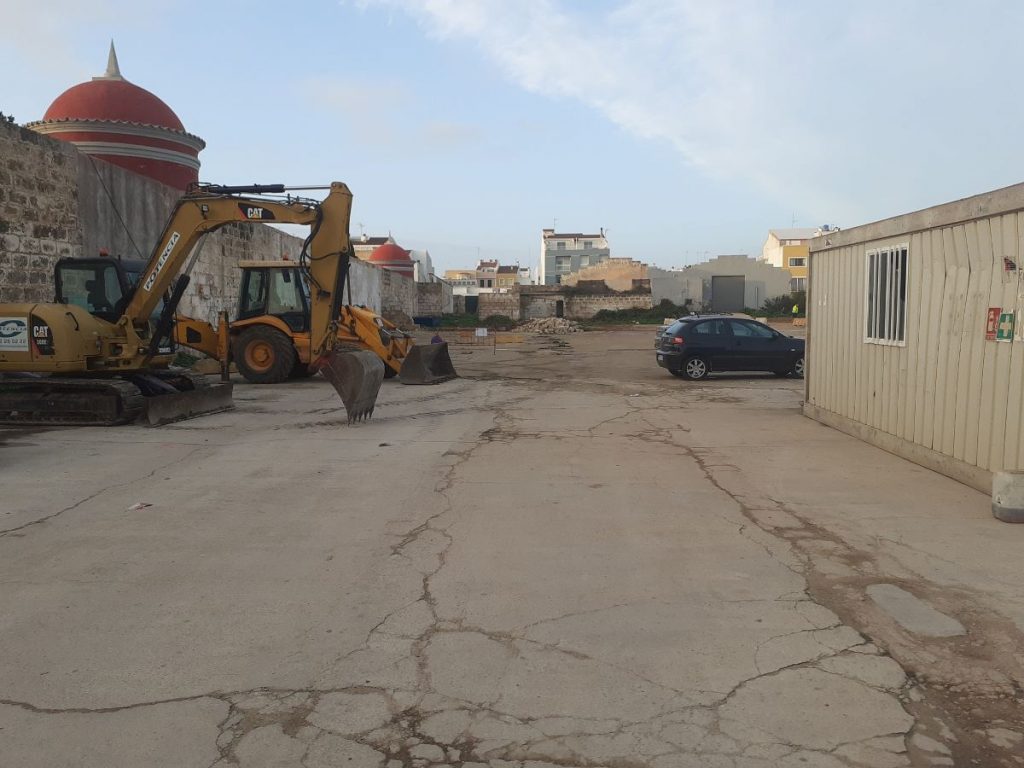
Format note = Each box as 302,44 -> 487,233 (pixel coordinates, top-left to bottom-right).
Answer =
0,371 -> 233,427
0,377 -> 145,426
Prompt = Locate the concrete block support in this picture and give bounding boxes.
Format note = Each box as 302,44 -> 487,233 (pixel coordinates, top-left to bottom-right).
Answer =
992,472 -> 1024,523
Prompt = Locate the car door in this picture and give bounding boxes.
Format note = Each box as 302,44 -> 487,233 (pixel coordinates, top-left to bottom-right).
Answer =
688,319 -> 733,369
726,320 -> 777,370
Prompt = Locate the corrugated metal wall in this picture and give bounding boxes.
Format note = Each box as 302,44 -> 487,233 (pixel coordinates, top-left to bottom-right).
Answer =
808,212 -> 1024,475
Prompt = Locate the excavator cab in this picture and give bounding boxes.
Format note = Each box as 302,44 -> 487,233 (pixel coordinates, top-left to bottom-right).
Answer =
54,257 -> 174,356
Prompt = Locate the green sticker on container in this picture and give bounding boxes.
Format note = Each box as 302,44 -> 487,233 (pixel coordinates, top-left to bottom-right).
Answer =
996,311 -> 1015,341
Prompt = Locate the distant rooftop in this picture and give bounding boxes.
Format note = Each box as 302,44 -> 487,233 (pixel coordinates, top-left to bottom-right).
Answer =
769,228 -> 819,241
543,232 -> 605,239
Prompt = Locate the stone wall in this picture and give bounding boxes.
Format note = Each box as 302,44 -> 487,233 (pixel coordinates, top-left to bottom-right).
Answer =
561,257 -> 648,291
415,281 -> 454,317
565,293 -> 652,318
478,292 -> 521,320
0,121 -> 417,322
379,267 -> 417,316
0,123 -> 81,302
478,286 -> 654,321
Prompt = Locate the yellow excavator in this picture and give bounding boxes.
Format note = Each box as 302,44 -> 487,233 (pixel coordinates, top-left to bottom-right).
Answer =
173,261 -> 456,386
0,182 -> 385,425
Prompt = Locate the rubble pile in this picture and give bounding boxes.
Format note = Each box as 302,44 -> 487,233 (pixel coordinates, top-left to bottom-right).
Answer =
517,317 -> 584,334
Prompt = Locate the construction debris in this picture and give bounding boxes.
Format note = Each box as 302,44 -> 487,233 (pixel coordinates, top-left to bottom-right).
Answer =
517,317 -> 584,334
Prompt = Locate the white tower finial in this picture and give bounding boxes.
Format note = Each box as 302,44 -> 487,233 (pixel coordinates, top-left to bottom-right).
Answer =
96,40 -> 124,81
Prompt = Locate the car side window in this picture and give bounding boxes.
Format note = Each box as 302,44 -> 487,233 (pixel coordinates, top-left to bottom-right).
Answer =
730,320 -> 775,338
692,320 -> 728,336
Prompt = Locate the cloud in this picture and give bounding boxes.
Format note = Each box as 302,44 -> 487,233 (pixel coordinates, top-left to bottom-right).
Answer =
303,74 -> 483,153
0,0 -> 164,74
355,0 -> 1024,223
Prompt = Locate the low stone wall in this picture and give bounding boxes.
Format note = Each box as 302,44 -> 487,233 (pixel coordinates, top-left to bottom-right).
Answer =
478,292 -> 521,320
566,293 -> 652,319
415,281 -> 454,317
478,287 -> 653,321
520,293 -> 559,320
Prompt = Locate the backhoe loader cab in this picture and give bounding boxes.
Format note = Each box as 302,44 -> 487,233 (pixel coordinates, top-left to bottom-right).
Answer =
238,263 -> 310,334
222,260 -> 417,383
175,258 -> 456,390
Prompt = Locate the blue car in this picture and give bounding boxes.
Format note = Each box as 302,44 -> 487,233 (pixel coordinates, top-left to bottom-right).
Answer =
655,316 -> 805,380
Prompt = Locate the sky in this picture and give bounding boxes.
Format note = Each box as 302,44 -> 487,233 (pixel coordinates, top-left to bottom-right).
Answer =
3,0 -> 1024,275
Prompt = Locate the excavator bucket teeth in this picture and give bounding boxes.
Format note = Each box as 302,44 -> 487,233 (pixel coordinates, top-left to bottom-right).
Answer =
399,342 -> 458,385
141,382 -> 234,426
319,349 -> 385,423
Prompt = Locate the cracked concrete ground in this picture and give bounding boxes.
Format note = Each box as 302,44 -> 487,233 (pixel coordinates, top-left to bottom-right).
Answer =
1,328 -> 1022,767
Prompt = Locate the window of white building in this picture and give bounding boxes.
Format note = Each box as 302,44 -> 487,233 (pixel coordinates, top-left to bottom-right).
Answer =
865,245 -> 908,345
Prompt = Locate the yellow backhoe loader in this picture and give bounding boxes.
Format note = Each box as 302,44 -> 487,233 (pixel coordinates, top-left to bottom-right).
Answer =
173,261 -> 457,386
0,182 -> 384,425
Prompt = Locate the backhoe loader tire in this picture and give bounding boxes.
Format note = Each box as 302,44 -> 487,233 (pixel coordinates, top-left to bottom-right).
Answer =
290,360 -> 316,379
234,327 -> 296,384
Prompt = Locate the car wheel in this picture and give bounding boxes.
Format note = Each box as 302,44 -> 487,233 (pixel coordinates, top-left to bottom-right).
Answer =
682,356 -> 710,381
792,356 -> 805,378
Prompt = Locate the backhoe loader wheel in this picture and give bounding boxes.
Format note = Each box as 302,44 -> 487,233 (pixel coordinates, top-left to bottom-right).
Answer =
233,327 -> 296,384
290,360 -> 316,379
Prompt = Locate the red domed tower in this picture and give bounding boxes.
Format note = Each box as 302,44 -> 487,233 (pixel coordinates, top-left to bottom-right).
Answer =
369,243 -> 415,278
27,43 -> 205,190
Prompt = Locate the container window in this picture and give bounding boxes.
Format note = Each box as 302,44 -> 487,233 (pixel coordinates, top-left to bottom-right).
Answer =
865,245 -> 908,345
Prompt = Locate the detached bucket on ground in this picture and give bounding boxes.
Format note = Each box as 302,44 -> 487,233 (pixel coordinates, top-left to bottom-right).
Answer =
319,349 -> 385,422
399,342 -> 458,385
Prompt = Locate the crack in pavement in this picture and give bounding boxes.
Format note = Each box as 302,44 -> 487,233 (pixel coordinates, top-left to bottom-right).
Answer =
0,444 -> 210,538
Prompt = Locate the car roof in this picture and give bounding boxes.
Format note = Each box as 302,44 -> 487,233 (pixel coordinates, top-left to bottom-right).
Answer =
674,314 -> 734,322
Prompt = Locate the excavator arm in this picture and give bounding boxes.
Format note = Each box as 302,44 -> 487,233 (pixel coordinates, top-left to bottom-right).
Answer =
126,183 -> 349,360
128,182 -> 383,420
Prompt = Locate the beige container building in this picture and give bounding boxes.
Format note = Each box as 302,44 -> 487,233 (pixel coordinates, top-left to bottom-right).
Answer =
805,183 -> 1024,493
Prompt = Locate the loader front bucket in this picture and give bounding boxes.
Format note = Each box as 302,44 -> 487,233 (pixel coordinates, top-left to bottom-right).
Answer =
319,348 -> 385,422
399,342 -> 458,385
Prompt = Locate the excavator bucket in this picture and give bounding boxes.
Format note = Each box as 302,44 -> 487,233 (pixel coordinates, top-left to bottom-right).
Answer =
399,342 -> 458,385
319,348 -> 385,422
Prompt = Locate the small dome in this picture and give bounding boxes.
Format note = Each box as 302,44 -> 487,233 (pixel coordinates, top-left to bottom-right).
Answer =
369,243 -> 412,263
369,243 -> 414,278
44,79 -> 185,132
